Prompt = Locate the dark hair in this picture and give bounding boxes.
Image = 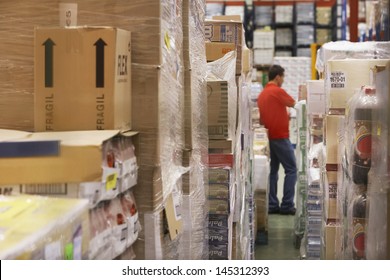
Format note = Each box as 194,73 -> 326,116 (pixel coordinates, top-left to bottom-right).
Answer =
268,64 -> 285,81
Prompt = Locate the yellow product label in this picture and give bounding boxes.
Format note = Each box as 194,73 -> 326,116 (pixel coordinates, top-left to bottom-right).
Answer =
164,32 -> 170,50
105,172 -> 118,191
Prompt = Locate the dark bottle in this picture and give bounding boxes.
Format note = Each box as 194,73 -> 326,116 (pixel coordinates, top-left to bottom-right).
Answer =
352,86 -> 378,185
352,185 -> 367,260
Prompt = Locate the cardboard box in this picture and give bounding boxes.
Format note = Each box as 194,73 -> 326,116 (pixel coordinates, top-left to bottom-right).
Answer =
209,169 -> 230,184
206,42 -> 236,62
253,49 -> 274,66
209,183 -> 230,199
254,189 -> 268,232
209,139 -> 233,154
307,80 -> 326,115
324,171 -> 338,220
324,115 -> 344,165
326,59 -> 390,113
204,19 -> 243,74
0,195 -> 89,260
207,80 -> 229,139
323,222 -> 337,260
0,129 -> 138,185
34,27 -> 131,132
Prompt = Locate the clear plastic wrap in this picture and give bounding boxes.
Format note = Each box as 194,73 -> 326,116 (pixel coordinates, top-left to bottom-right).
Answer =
338,86 -> 379,259
315,41 -> 390,76
1,0 -> 189,260
0,0 -> 186,131
180,0 -> 209,260
366,65 -> 390,259
207,50 -> 237,141
0,195 -> 89,259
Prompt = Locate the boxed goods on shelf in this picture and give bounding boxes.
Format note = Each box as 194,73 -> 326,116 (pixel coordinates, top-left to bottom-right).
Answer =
325,59 -> 390,114
205,18 -> 243,74
34,27 -> 131,132
0,195 -> 90,260
207,80 -> 229,140
0,129 -> 138,212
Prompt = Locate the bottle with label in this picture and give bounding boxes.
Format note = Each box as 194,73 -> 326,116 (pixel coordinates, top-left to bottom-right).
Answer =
352,185 -> 367,260
352,86 -> 378,185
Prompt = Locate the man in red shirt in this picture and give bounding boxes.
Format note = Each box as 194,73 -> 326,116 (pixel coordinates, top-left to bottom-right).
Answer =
257,64 -> 297,215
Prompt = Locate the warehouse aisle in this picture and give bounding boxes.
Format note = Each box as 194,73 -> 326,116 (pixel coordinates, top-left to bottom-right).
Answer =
255,157 -> 300,260
255,214 -> 300,260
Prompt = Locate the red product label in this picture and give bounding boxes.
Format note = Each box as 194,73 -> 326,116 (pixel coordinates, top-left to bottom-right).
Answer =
208,154 -> 234,168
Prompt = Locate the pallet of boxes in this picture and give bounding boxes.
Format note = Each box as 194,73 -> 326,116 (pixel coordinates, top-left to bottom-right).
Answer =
317,41 -> 390,260
0,23 -> 140,259
205,15 -> 243,260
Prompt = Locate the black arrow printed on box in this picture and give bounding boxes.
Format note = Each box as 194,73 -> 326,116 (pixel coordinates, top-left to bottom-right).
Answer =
94,38 -> 106,88
43,38 -> 55,88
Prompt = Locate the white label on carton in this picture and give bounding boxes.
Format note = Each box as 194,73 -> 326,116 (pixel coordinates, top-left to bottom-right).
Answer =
59,3 -> 78,27
121,158 -> 137,177
172,190 -> 182,220
329,71 -> 346,89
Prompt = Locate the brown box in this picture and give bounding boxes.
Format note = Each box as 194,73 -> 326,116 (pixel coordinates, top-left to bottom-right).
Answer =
209,139 -> 233,154
34,27 -> 131,132
206,42 -> 236,62
326,59 -> 390,113
207,80 -> 229,139
254,189 -> 268,232
323,222 -> 337,260
0,129 -> 137,185
324,115 -> 344,165
204,19 -> 243,74
324,171 -> 338,220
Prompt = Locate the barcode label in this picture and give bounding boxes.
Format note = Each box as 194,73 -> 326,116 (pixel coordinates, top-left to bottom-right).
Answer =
329,71 -> 346,89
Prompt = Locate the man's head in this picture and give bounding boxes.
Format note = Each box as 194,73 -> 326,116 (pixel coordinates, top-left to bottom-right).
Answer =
268,64 -> 285,87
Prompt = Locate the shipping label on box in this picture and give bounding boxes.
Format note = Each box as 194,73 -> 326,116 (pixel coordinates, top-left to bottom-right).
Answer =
326,59 -> 390,113
35,27 -> 131,131
207,80 -> 229,139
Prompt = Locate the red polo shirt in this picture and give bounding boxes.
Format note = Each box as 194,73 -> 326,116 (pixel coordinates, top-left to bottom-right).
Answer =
257,83 -> 295,140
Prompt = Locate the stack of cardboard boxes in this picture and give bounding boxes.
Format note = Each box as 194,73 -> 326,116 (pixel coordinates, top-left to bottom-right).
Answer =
180,0 -> 209,260
316,41 -> 390,259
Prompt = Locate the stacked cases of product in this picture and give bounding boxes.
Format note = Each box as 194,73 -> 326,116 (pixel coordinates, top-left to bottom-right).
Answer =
0,0 -> 191,260
273,56 -> 312,146
295,2 -> 315,57
205,16 -> 248,259
0,130 -> 139,260
252,128 -> 270,248
252,29 -> 275,66
234,48 -> 257,260
293,99 -> 308,249
206,47 -> 236,260
180,0 -> 209,260
304,80 -> 326,260
316,41 -> 390,259
274,4 -> 293,57
0,0 -> 142,259
0,195 -> 89,260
